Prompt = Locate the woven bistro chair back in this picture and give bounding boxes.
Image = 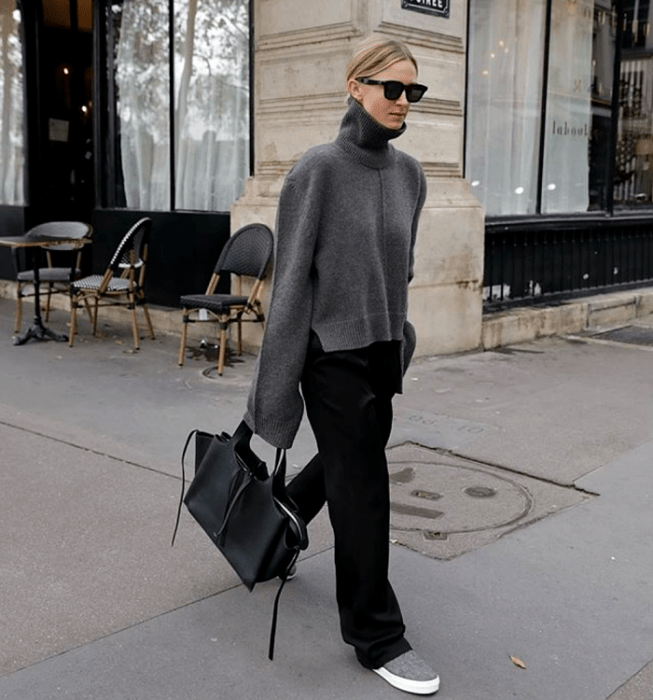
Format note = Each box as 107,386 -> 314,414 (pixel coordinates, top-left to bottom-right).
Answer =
178,223 -> 273,375
68,217 -> 154,349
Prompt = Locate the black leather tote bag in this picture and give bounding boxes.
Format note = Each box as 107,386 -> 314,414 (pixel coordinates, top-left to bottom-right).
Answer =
172,420 -> 308,658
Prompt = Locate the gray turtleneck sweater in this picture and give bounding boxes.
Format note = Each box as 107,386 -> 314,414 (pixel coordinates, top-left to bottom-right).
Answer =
244,98 -> 427,449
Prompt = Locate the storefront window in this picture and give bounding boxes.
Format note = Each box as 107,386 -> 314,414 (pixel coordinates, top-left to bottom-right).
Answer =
614,0 -> 653,206
109,0 -> 250,212
466,0 -> 547,216
113,1 -> 171,210
174,0 -> 250,211
0,2 -> 25,205
542,0 -> 615,212
466,0 -> 617,216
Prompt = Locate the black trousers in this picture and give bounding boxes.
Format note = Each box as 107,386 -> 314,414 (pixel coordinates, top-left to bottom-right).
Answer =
287,332 -> 412,669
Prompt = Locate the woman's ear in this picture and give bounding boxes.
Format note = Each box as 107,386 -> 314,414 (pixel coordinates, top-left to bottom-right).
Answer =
347,77 -> 363,101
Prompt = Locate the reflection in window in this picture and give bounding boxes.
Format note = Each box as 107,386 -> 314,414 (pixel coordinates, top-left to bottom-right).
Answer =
466,0 -> 547,216
542,0 -> 615,213
0,3 -> 24,205
615,1 -> 653,206
174,0 -> 250,211
113,0 -> 250,212
467,0 -> 616,216
115,1 -> 171,210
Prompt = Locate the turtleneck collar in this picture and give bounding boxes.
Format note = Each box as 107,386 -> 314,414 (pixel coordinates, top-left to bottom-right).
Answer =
335,97 -> 406,169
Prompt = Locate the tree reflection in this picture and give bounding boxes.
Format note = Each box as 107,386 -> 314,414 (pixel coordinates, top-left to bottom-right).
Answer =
114,0 -> 249,211
0,2 -> 25,205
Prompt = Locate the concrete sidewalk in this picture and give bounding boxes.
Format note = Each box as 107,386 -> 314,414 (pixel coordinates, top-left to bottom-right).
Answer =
0,295 -> 652,699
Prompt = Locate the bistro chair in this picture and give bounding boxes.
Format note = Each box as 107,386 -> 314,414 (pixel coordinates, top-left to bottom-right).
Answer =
68,217 -> 155,349
13,221 -> 93,333
178,223 -> 273,375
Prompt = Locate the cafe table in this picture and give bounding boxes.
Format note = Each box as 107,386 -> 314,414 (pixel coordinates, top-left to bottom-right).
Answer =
0,232 -> 90,345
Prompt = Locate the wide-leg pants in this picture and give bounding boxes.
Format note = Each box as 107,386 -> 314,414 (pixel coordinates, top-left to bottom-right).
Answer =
287,332 -> 412,669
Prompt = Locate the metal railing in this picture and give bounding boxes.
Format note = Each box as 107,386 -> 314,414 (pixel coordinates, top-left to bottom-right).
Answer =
483,214 -> 653,310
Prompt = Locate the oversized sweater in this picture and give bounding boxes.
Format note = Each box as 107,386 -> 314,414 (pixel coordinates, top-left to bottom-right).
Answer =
244,97 -> 427,449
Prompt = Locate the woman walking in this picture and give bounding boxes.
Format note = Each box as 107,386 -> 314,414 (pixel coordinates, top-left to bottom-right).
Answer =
245,35 -> 439,695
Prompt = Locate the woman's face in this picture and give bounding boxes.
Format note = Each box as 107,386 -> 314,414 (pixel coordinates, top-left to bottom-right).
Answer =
348,59 -> 418,130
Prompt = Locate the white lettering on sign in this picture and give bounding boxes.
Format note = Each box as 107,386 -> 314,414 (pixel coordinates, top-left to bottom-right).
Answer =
401,0 -> 450,16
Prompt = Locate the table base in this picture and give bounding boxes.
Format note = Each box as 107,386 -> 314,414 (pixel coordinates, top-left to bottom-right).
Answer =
13,315 -> 68,345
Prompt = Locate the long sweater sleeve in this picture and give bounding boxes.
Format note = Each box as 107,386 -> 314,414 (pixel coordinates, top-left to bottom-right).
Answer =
243,170 -> 319,449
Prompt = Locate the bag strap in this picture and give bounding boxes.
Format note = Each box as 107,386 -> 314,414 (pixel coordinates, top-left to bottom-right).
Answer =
266,447 -> 306,660
268,548 -> 300,660
215,471 -> 252,545
171,429 -> 197,547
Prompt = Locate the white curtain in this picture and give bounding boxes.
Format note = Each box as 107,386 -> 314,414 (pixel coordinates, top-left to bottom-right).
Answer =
0,0 -> 24,205
541,0 -> 594,212
466,0 -> 547,216
115,0 -> 249,212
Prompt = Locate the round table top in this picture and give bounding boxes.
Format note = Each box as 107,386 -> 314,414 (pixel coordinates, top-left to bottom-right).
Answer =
0,235 -> 91,248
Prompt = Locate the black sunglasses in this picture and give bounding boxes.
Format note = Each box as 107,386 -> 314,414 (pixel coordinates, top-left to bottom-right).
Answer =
357,78 -> 428,103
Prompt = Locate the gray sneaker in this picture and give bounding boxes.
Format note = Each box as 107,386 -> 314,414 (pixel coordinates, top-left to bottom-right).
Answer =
373,650 -> 440,695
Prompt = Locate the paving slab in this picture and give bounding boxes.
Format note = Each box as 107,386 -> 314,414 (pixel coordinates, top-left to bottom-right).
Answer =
607,661 -> 653,700
397,336 -> 653,485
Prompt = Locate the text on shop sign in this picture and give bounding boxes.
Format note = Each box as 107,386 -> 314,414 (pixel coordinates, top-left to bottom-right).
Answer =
401,0 -> 450,18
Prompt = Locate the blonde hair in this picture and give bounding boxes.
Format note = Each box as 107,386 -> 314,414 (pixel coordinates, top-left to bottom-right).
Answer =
346,35 -> 418,82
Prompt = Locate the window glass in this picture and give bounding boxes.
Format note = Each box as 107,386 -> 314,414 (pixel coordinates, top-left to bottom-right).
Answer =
0,2 -> 25,205
466,0 -> 547,216
42,0 -> 71,29
113,1 -> 171,210
542,0 -> 615,213
109,0 -> 250,212
174,0 -> 250,212
614,0 -> 653,207
467,0 -> 616,216
77,0 -> 93,32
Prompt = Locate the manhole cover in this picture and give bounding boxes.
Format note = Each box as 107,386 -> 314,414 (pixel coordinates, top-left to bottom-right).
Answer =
592,325 -> 653,347
387,444 -> 591,560
389,462 -> 531,534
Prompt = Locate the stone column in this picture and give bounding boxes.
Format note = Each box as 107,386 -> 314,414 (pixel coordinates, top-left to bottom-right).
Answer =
231,0 -> 485,356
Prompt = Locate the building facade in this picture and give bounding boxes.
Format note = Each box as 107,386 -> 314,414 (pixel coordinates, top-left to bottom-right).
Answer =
1,0 -> 652,356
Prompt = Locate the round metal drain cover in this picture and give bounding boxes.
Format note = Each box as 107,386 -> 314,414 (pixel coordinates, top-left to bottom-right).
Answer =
389,461 -> 531,534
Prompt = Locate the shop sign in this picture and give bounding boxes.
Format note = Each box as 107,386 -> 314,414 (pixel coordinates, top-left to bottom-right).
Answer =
401,0 -> 450,18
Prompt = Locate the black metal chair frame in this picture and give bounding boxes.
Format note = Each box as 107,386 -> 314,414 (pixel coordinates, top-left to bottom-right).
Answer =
68,217 -> 155,349
178,223 -> 273,375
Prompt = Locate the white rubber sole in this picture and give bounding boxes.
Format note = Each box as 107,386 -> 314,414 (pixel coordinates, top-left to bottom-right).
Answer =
373,667 -> 440,695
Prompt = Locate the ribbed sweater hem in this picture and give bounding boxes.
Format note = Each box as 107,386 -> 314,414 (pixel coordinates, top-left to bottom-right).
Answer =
313,313 -> 405,353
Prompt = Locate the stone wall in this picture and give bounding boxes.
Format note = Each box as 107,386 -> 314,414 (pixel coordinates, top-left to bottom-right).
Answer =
232,0 -> 485,357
